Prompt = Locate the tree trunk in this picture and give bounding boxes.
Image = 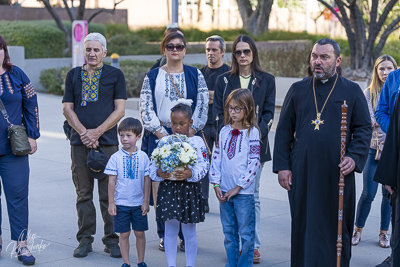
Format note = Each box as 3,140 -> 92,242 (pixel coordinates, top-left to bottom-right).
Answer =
317,0 -> 400,75
40,0 -> 72,56
236,0 -> 273,35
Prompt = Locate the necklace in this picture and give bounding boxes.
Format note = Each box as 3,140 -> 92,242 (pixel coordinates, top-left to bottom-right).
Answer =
240,74 -> 251,79
311,73 -> 338,130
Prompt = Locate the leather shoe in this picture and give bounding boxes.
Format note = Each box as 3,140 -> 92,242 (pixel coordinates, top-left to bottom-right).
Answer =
104,243 -> 122,258
159,238 -> 165,251
379,233 -> 390,248
351,230 -> 361,246
16,246 -> 35,265
73,243 -> 92,258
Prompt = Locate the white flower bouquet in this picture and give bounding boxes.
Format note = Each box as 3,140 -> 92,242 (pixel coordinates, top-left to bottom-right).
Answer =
151,134 -> 198,180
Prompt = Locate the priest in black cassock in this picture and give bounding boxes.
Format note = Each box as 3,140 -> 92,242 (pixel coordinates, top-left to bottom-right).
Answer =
273,38 -> 371,267
374,94 -> 400,267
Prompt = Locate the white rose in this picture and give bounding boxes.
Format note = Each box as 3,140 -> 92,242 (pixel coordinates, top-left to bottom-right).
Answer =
182,142 -> 192,151
160,145 -> 171,158
179,152 -> 190,164
152,148 -> 160,156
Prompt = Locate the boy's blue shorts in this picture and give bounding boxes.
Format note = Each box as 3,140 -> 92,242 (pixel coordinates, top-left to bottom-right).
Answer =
114,205 -> 148,233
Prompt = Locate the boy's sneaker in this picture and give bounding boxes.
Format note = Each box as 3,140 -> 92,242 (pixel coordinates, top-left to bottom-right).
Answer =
104,243 -> 122,258
137,263 -> 147,267
121,264 -> 131,267
253,249 -> 261,264
159,238 -> 165,251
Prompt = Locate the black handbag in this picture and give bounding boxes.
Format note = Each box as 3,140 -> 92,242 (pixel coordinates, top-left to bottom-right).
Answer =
63,120 -> 72,140
0,98 -> 31,156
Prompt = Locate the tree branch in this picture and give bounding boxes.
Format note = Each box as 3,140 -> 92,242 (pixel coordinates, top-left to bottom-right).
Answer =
376,0 -> 398,28
87,0 -> 125,23
62,0 -> 74,21
317,0 -> 346,27
39,0 -> 71,56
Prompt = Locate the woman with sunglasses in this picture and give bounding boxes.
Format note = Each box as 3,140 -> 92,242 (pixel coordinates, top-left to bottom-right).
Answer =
139,31 -> 209,260
213,34 -> 276,264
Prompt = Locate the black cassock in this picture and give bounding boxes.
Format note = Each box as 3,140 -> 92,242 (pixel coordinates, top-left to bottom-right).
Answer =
374,94 -> 400,267
273,75 -> 371,267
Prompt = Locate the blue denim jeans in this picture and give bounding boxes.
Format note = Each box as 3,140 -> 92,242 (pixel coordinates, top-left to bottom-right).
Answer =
253,163 -> 264,249
355,148 -> 392,230
220,193 -> 255,267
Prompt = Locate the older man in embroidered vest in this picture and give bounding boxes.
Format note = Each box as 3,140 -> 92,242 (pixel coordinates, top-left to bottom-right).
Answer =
62,32 -> 127,258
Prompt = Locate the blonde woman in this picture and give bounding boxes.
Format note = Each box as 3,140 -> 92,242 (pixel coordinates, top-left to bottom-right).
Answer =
352,54 -> 397,248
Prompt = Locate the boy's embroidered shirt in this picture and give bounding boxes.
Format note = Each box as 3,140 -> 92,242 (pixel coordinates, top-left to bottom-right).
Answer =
104,149 -> 150,206
210,125 -> 261,194
149,135 -> 209,182
81,66 -> 103,106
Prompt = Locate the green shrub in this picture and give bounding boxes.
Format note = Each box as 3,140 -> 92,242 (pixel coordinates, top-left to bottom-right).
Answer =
0,21 -> 65,58
39,60 -> 154,97
107,34 -> 160,55
132,27 -> 248,42
105,23 -> 132,39
0,20 -> 106,58
260,47 -> 309,77
39,66 -> 71,95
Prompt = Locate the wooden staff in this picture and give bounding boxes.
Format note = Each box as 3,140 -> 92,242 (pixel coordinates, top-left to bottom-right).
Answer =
337,100 -> 348,267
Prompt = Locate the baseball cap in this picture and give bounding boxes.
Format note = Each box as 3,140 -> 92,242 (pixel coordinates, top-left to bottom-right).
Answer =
87,147 -> 108,179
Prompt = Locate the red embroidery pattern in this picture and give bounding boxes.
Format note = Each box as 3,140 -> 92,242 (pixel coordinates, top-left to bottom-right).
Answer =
227,134 -> 238,160
250,145 -> 260,155
24,82 -> 36,98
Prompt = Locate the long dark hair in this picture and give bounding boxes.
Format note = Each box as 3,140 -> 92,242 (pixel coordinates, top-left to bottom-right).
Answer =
0,35 -> 13,72
230,35 -> 267,79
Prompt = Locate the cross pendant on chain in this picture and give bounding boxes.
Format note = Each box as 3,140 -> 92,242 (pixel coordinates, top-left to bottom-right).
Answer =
311,112 -> 324,130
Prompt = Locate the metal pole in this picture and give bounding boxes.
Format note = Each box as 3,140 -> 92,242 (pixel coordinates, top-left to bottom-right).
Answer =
171,0 -> 179,26
71,0 -> 74,19
305,0 -> 309,33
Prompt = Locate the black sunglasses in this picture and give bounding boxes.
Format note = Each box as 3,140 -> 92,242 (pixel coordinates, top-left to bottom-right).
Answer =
166,44 -> 185,52
233,49 -> 252,57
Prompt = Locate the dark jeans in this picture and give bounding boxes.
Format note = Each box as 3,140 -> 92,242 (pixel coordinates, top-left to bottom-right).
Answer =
0,154 -> 29,241
200,124 -> 216,199
71,145 -> 119,245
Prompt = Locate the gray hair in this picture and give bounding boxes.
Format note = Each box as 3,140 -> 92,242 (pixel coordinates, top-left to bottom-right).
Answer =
315,38 -> 340,58
84,32 -> 107,51
206,35 -> 226,52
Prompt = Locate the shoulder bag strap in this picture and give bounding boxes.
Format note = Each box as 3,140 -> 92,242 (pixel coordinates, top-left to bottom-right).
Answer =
164,66 -> 183,99
0,98 -> 11,126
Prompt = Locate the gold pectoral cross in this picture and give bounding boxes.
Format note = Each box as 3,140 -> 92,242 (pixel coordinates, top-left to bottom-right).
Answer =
312,113 -> 324,130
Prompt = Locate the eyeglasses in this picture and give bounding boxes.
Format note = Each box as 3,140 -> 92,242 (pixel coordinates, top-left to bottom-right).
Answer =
226,106 -> 246,113
166,44 -> 185,52
233,49 -> 252,57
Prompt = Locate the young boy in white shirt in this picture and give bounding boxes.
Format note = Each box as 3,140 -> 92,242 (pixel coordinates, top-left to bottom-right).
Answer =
105,118 -> 151,267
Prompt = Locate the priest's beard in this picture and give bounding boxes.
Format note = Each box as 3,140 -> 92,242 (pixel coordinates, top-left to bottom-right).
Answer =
312,60 -> 336,80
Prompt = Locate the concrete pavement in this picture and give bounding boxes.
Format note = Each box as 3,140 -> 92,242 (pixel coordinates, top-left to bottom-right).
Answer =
0,93 -> 391,266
